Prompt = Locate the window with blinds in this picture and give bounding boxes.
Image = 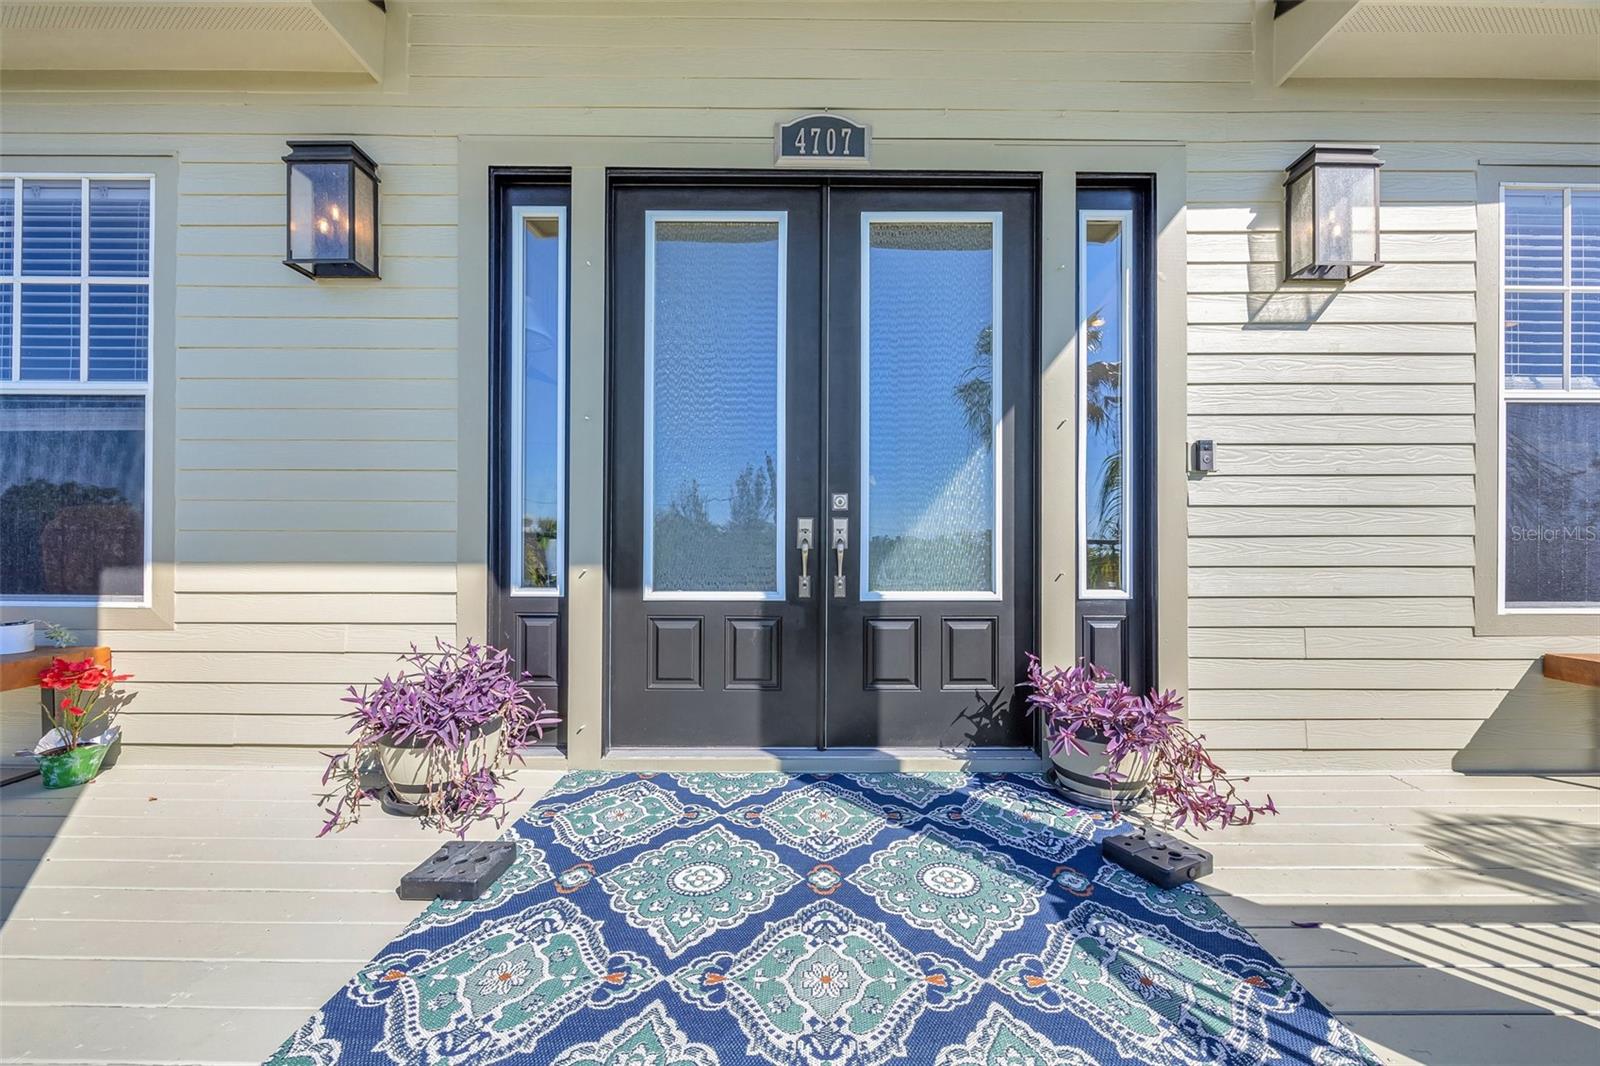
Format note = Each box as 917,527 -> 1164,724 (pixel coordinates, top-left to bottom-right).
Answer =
1500,184 -> 1600,612
0,175 -> 153,605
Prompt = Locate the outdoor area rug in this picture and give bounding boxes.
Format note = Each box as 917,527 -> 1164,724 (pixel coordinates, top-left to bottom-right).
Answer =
266,771 -> 1382,1065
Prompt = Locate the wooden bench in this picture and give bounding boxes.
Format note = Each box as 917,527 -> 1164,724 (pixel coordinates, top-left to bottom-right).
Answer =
1543,652 -> 1600,688
0,645 -> 113,785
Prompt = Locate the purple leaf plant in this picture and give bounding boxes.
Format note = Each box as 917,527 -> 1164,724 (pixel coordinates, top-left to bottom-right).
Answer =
318,640 -> 561,838
1024,654 -> 1276,831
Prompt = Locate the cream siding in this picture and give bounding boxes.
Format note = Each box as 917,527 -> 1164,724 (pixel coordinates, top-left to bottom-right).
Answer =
1,0 -> 1595,772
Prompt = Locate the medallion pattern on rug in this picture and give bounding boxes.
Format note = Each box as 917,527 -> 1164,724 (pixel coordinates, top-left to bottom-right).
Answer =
266,772 -> 1384,1066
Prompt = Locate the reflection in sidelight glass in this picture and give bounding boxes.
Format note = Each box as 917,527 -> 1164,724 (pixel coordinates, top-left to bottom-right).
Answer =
1081,216 -> 1128,594
1505,403 -> 1600,608
648,217 -> 784,596
513,212 -> 564,592
863,217 -> 998,595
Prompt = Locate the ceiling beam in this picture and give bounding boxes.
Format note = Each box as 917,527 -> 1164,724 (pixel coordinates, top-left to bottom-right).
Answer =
1274,0 -> 1362,84
311,0 -> 386,80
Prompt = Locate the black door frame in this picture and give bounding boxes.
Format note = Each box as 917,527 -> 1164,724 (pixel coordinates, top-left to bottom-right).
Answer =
1075,177 -> 1158,695
488,169 -> 571,747
603,168 -> 1043,754
483,166 -> 1161,758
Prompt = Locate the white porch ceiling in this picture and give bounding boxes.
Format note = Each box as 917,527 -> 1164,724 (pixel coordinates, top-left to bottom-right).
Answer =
1278,0 -> 1600,82
0,0 -> 387,79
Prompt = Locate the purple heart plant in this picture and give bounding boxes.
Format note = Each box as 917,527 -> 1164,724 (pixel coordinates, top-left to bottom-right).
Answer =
318,640 -> 560,838
1025,655 -> 1276,831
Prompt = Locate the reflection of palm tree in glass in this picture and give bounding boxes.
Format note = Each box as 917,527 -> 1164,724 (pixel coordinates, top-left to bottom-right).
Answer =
955,325 -> 994,447
1082,310 -> 1123,589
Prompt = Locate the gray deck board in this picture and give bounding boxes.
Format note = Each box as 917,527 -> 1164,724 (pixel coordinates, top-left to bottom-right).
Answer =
0,764 -> 1596,1065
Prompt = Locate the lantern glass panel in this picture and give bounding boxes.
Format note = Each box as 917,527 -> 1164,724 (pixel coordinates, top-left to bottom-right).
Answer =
353,168 -> 377,273
288,162 -> 352,263
1315,164 -> 1377,266
1286,170 -> 1314,277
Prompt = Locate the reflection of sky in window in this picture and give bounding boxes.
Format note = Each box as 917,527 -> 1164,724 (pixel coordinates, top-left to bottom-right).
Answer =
521,222 -> 561,556
867,230 -> 994,545
1083,224 -> 1125,546
652,223 -> 780,527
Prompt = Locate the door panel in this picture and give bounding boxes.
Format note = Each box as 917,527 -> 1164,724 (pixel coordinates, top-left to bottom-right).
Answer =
610,185 -> 823,748
608,177 -> 1035,752
824,187 -> 1037,749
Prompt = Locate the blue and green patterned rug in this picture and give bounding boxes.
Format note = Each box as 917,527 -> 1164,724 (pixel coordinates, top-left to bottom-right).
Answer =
267,771 -> 1381,1065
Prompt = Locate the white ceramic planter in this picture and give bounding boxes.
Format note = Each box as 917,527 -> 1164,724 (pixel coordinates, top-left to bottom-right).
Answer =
1048,732 -> 1151,810
375,717 -> 503,802
0,622 -> 37,655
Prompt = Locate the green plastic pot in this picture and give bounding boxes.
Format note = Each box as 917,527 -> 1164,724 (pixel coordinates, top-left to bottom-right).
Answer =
37,744 -> 111,789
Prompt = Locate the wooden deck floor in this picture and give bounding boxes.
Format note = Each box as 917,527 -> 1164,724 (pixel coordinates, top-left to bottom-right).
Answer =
1,759 -> 1596,1065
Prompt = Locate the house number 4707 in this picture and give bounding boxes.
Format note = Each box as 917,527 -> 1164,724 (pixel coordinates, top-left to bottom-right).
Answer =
795,126 -> 851,156
775,114 -> 870,166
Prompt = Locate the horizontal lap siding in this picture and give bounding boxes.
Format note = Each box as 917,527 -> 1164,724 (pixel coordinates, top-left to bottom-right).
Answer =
1,0 -> 1594,770
1186,131 -> 1598,774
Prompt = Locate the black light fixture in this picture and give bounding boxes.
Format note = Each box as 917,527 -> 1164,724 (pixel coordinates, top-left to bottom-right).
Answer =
1283,144 -> 1383,282
283,141 -> 379,279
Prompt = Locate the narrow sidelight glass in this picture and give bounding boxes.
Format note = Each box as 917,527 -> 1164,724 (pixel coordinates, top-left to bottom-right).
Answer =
512,211 -> 566,593
1080,215 -> 1129,594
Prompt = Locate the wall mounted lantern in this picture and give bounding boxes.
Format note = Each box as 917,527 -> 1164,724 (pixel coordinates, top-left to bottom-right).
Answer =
283,140 -> 379,278
1283,144 -> 1383,281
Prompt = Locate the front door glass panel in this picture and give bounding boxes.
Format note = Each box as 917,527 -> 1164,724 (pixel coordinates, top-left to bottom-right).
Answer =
645,214 -> 786,597
861,215 -> 1001,597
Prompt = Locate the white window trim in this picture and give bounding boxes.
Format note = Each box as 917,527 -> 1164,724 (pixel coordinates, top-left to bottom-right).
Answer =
1077,208 -> 1134,601
508,205 -> 568,598
1497,180 -> 1600,615
642,210 -> 788,602
1,171 -> 155,609
859,211 -> 1004,602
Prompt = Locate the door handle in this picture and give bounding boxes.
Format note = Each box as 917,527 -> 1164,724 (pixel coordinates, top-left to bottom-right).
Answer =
831,517 -> 848,598
796,518 -> 814,599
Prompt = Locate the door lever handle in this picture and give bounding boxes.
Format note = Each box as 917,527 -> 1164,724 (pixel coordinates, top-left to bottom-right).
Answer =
831,517 -> 848,598
796,518 -> 814,599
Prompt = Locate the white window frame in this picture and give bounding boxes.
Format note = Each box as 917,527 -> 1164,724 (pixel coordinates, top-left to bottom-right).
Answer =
642,210 -> 788,602
1498,181 -> 1600,615
1,172 -> 155,608
508,205 -> 568,597
1076,208 -> 1134,601
859,211 -> 1004,602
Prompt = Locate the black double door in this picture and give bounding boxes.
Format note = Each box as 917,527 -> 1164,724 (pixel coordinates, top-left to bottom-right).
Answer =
610,176 -> 1036,751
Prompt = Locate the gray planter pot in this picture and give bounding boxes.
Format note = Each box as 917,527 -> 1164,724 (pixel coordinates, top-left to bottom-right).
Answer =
0,621 -> 36,655
1048,732 -> 1151,810
375,716 -> 502,803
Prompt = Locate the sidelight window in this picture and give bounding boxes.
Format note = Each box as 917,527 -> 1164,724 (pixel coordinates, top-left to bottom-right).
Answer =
1078,210 -> 1132,598
509,207 -> 567,595
1,175 -> 153,605
1500,184 -> 1600,611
